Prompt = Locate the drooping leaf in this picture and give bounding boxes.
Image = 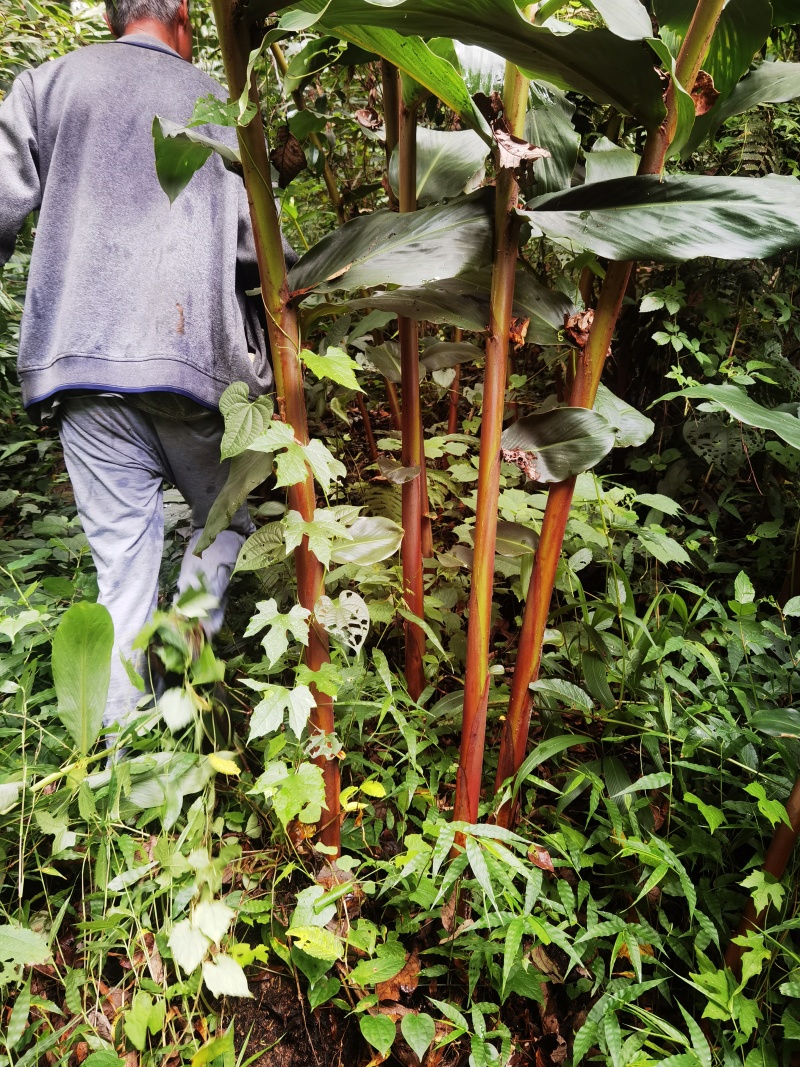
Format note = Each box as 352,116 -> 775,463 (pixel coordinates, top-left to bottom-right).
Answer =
328,516 -> 404,565
525,174 -> 800,261
654,0 -> 772,98
52,602 -> 114,754
124,992 -> 165,1052
585,135 -> 639,185
500,408 -> 615,483
495,520 -> 539,557
524,81 -> 580,195
152,117 -> 239,204
389,126 -> 488,206
658,383 -> 800,451
586,0 -> 652,40
594,383 -> 654,447
281,0 -> 666,125
647,37 -> 696,159
419,341 -> 484,373
289,190 -> 494,297
348,262 -> 572,341
195,450 -> 275,555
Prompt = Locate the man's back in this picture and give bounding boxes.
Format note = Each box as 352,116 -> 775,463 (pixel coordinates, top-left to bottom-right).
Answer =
0,34 -> 272,409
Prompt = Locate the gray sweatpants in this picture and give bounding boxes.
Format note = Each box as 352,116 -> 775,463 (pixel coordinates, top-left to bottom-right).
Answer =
58,396 -> 252,728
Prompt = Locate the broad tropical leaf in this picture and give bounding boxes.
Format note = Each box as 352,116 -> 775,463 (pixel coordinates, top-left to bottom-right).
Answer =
195,450 -> 274,554
288,189 -> 495,296
152,117 -> 240,204
524,174 -> 800,261
388,127 -> 488,206
594,383 -> 654,447
419,341 -> 484,373
658,383 -> 800,451
279,0 -> 666,125
52,602 -> 114,753
772,0 -> 800,25
348,263 -> 572,341
500,408 -> 615,483
654,0 -> 772,99
524,81 -> 580,195
587,0 -> 652,40
584,135 -> 638,184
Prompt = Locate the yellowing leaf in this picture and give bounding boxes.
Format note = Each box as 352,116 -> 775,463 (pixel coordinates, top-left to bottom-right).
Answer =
208,754 -> 241,777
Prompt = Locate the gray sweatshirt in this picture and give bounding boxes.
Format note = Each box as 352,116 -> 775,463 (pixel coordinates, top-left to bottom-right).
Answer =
0,33 -> 286,410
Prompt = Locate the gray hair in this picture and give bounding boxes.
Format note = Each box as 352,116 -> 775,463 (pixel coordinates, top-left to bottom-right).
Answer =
105,0 -> 184,35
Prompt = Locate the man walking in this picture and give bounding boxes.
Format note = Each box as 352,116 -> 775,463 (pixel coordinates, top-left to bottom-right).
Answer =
0,1 -> 284,730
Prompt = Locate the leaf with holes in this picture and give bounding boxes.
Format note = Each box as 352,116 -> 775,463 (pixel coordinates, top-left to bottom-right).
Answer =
315,591 -> 370,653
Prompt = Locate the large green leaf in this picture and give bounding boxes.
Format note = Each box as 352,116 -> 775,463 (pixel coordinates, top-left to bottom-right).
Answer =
346,262 -> 572,340
654,0 -> 772,99
772,0 -> 800,25
288,189 -> 495,297
524,81 -> 580,195
524,174 -> 800,261
52,602 -> 114,753
388,127 -> 488,206
587,0 -> 652,40
152,117 -> 240,204
658,383 -> 800,451
500,408 -> 615,483
594,383 -> 654,447
584,135 -> 638,184
296,23 -> 491,137
687,61 -> 800,154
280,0 -> 666,126
452,42 -> 506,96
195,450 -> 275,555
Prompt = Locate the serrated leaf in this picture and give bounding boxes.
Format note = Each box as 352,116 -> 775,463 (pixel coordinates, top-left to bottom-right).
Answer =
193,901 -> 236,944
303,346 -> 364,392
202,954 -> 253,998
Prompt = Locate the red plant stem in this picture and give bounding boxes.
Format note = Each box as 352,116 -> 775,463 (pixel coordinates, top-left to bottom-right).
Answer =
356,392 -> 379,464
452,60 -> 530,827
385,379 -> 402,430
381,60 -> 400,212
725,778 -> 800,974
397,100 -> 426,700
211,0 -> 339,851
494,0 -> 727,828
448,328 -> 463,436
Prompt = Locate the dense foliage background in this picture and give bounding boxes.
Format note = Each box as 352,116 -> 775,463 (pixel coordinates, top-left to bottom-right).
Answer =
2,3 -> 800,1067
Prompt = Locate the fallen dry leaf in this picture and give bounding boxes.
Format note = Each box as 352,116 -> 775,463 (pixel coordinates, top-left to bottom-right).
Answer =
376,951 -> 420,1001
495,129 -> 550,171
354,107 -> 382,130
528,845 -> 555,873
501,448 -> 539,482
270,126 -> 307,188
509,316 -> 530,349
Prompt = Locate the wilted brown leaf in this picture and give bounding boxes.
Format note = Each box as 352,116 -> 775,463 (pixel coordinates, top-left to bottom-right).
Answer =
528,845 -> 555,873
564,309 -> 594,351
354,107 -> 382,130
494,129 -> 550,171
691,70 -> 720,116
501,448 -> 539,482
270,126 -> 307,189
509,316 -> 530,349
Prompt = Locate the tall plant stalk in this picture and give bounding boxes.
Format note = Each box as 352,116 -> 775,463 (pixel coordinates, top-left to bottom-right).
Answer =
397,98 -> 427,700
452,58 -> 531,826
210,0 -> 340,852
493,0 -> 727,826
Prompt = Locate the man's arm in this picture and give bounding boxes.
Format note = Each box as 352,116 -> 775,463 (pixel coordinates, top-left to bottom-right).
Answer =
0,75 -> 42,268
